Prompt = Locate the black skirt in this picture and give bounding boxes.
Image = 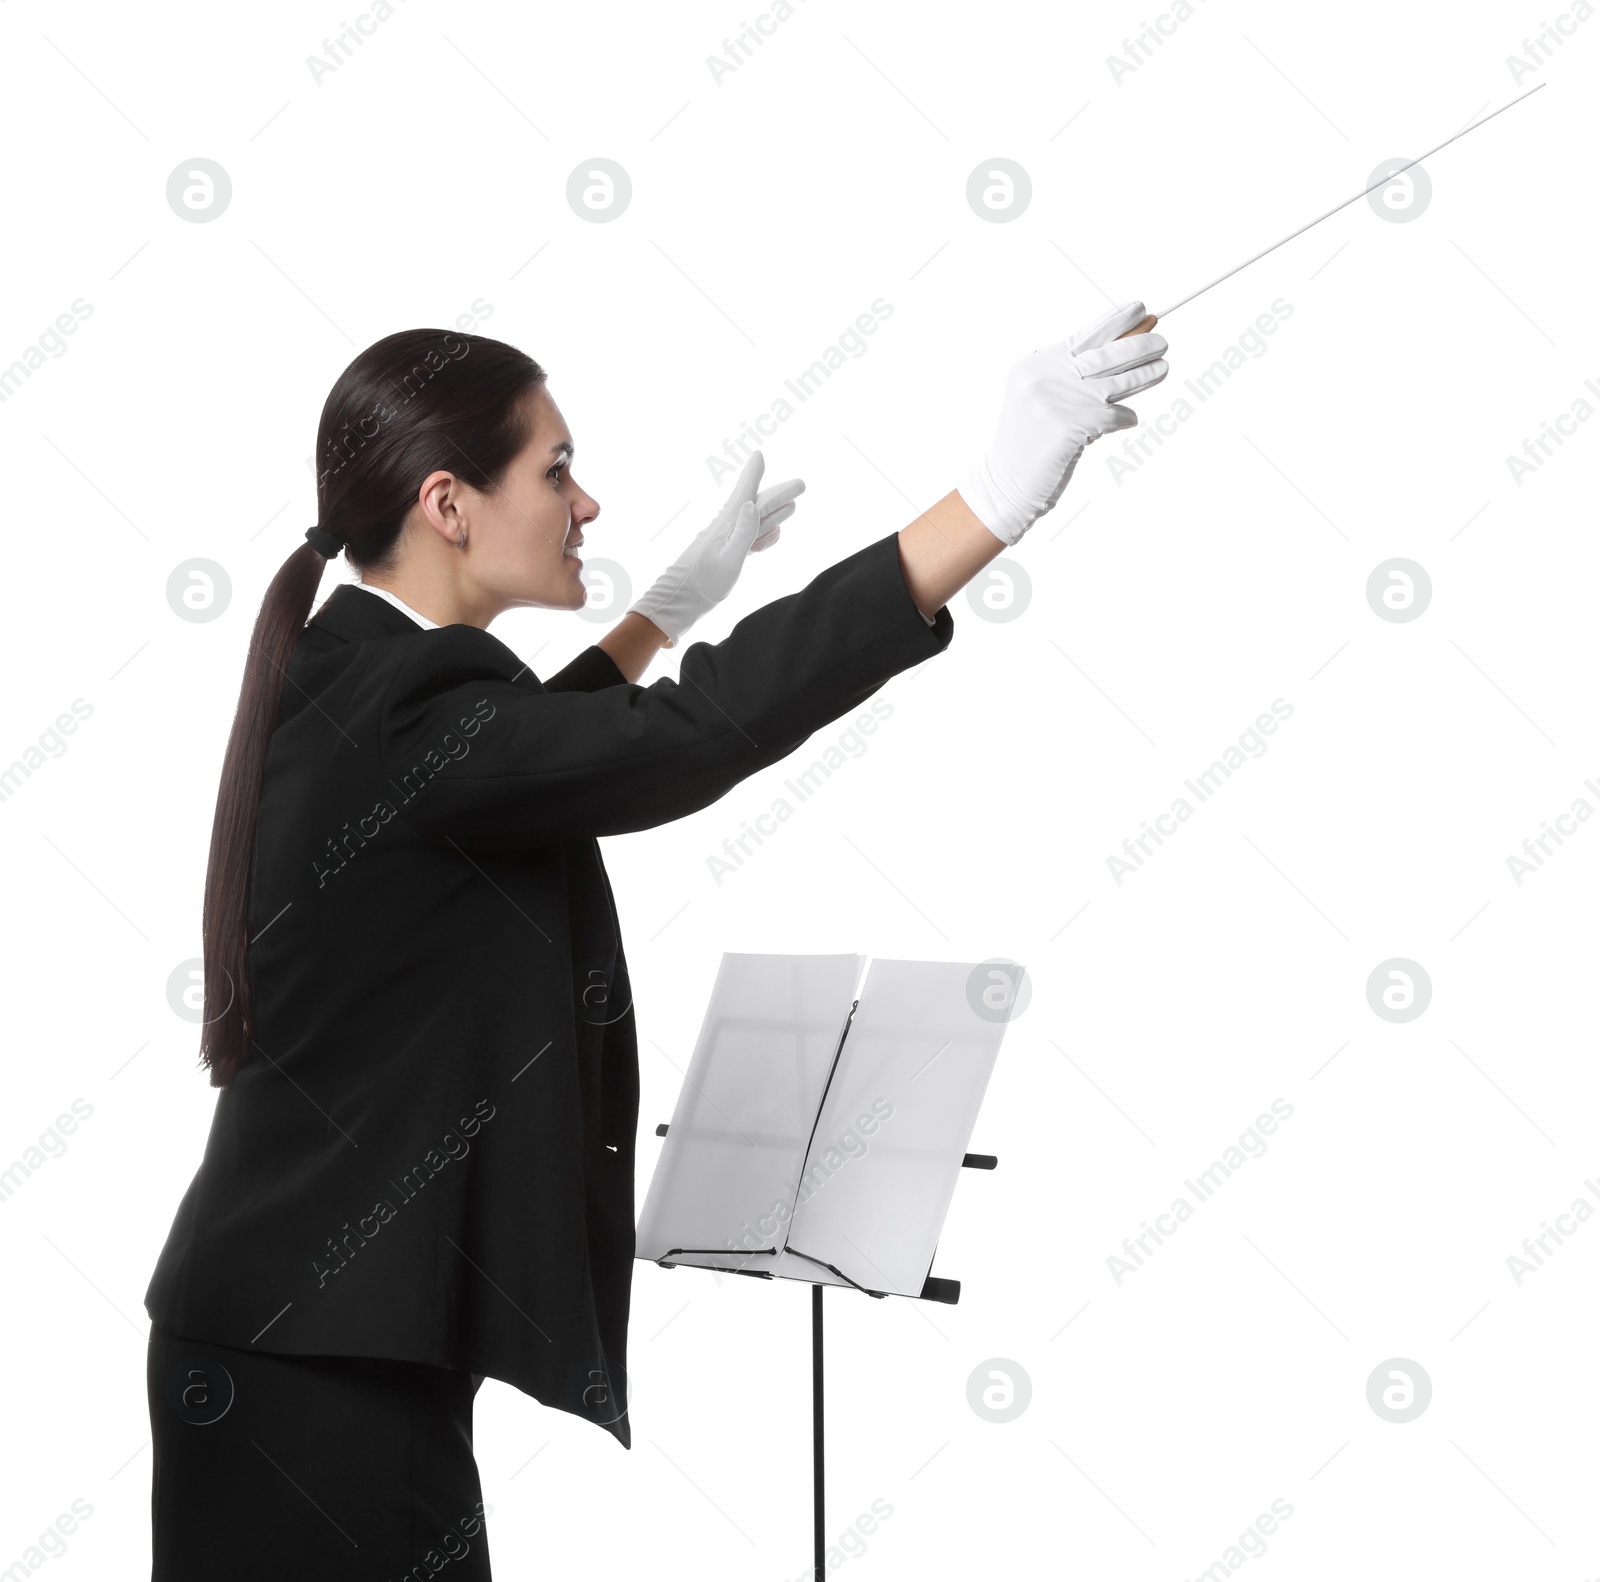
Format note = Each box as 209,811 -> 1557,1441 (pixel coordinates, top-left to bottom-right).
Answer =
147,1324 -> 492,1580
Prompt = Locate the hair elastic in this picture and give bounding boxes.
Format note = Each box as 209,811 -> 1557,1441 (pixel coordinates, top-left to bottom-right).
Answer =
304,524 -> 343,558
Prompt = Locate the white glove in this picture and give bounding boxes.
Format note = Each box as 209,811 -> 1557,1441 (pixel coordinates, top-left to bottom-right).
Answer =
959,301 -> 1169,546
628,450 -> 804,646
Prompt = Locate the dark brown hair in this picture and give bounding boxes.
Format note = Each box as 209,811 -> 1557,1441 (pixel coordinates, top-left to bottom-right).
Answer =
199,329 -> 547,1086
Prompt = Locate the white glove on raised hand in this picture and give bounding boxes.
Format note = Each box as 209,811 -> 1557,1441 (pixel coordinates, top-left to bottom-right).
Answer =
959,301 -> 1169,546
628,450 -> 804,646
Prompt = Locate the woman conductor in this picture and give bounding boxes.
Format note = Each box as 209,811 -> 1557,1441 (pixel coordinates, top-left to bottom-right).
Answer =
143,306 -> 1168,1578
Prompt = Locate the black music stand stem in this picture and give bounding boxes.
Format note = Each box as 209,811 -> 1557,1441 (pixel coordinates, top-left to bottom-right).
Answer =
812,1282 -> 825,1582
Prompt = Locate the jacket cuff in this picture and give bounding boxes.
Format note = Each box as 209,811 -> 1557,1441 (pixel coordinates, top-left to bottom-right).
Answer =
874,530 -> 954,652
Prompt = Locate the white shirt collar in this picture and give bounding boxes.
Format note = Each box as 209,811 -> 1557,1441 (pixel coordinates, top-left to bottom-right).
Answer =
353,578 -> 440,631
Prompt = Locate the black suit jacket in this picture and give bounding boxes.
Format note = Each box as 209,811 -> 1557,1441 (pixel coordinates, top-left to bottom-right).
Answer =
144,530 -> 953,1447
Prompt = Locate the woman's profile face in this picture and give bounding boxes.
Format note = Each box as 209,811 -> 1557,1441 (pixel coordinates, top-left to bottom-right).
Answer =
461,382 -> 600,613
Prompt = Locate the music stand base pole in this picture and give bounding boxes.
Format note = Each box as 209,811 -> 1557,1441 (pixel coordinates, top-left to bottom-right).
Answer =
813,1283 -> 824,1582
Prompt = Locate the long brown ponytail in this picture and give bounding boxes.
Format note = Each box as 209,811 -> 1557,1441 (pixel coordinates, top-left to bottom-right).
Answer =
199,328 -> 547,1086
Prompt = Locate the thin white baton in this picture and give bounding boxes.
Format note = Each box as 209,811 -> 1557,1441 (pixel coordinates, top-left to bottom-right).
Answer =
1115,80 -> 1547,339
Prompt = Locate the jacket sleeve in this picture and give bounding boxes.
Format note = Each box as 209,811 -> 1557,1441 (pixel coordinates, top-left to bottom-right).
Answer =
377,531 -> 954,849
543,645 -> 627,694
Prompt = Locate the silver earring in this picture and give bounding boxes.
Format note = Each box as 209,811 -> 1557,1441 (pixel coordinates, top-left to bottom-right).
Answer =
456,532 -> 466,548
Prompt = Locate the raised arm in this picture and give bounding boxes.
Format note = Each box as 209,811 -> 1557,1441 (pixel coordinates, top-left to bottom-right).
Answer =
379,530 -> 951,851
580,300 -> 1169,685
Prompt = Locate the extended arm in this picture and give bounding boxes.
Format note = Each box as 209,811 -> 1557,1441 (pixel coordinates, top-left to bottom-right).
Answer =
379,530 -> 950,850
583,299 -> 1169,677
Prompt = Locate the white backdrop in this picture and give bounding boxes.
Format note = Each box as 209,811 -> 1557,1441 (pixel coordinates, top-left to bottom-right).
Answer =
1,0 -> 1595,1576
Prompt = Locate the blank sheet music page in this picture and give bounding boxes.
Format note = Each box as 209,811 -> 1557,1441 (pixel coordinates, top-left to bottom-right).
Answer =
635,952 -> 864,1272
781,958 -> 1018,1296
